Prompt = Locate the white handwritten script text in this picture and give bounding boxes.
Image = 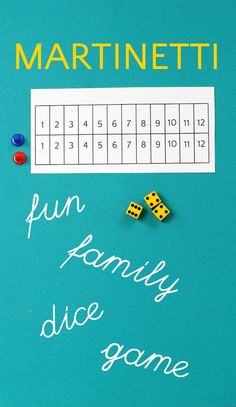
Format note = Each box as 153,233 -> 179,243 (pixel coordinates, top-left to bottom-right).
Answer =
60,234 -> 180,303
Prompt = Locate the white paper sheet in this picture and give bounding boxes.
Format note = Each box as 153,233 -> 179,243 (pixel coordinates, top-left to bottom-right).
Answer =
31,87 -> 215,173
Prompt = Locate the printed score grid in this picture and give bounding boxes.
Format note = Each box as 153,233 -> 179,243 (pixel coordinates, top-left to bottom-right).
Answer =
31,87 -> 215,173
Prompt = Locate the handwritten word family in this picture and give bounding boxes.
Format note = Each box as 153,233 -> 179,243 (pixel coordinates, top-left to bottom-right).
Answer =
60,234 -> 179,303
26,193 -> 189,378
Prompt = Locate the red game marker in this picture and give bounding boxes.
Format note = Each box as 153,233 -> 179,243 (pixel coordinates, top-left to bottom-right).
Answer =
13,151 -> 27,165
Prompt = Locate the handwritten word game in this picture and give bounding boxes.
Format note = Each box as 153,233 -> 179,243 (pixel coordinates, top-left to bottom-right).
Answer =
31,87 -> 215,173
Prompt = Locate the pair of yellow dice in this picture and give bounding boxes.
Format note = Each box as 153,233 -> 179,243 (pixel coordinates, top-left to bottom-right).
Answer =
144,191 -> 170,221
126,191 -> 170,221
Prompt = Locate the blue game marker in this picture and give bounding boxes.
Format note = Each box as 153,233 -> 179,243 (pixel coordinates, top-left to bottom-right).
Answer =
11,133 -> 25,147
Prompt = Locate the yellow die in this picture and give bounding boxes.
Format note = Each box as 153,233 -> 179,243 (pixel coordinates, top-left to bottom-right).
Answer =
144,191 -> 161,209
152,202 -> 170,221
126,202 -> 143,219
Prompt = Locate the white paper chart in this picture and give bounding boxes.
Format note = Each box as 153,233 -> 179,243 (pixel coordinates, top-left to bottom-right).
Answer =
31,87 -> 215,173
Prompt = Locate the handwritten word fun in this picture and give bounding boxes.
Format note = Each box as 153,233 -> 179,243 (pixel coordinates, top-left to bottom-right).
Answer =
101,342 -> 189,378
26,193 -> 85,239
40,301 -> 104,339
60,234 -> 180,303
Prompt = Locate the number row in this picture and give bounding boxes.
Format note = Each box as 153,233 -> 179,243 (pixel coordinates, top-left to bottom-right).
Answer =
35,133 -> 209,165
35,104 -> 209,136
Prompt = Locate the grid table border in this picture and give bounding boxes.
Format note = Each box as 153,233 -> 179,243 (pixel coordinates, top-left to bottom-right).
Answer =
34,102 -> 210,166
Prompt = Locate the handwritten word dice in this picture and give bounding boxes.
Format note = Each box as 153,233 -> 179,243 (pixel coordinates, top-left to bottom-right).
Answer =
152,203 -> 170,221
144,191 -> 161,209
126,202 -> 143,219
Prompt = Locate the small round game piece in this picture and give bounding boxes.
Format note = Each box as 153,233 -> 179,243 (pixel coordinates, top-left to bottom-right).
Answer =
13,151 -> 27,165
11,133 -> 25,147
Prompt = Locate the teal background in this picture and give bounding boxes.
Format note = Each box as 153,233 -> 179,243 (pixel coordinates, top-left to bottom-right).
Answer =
0,1 -> 236,406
